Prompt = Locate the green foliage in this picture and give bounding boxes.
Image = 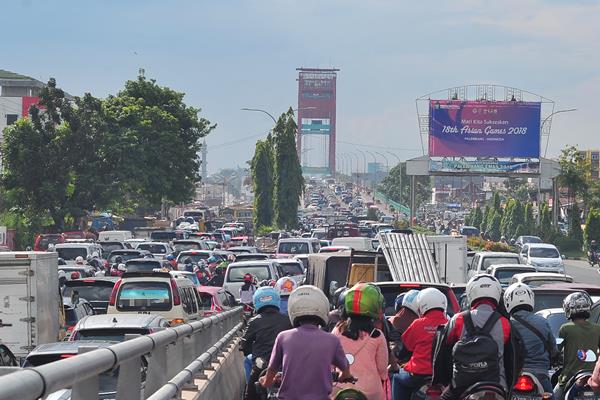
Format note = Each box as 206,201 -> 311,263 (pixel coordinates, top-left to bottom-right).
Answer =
524,203 -> 535,235
488,211 -> 502,241
500,199 -> 515,238
539,202 -> 554,242
570,203 -> 584,248
585,208 -> 600,246
558,146 -> 590,205
472,206 -> 483,230
273,109 -> 304,229
251,140 -> 274,228
378,162 -> 430,208
555,235 -> 581,252
255,225 -> 279,237
492,192 -> 502,214
480,205 -> 491,233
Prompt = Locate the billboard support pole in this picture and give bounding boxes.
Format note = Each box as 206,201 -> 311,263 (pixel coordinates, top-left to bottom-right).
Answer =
410,175 -> 416,227
552,178 -> 559,227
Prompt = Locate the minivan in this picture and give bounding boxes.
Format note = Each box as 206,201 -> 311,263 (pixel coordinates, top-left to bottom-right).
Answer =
224,260 -> 280,300
107,271 -> 201,326
276,238 -> 320,255
98,230 -> 133,242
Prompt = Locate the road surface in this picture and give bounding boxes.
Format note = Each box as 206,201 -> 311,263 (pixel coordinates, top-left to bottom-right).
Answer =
564,259 -> 600,284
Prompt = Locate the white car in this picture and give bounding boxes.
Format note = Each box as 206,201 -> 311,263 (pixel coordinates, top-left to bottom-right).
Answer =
466,251 -> 522,280
510,272 -> 574,287
519,243 -> 565,274
135,241 -> 174,259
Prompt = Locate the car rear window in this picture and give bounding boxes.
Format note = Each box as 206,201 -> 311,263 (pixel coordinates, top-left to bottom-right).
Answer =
227,266 -> 271,282
117,282 -> 172,311
73,328 -> 150,342
63,283 -> 114,302
278,242 -> 309,254
379,285 -> 458,317
530,248 -> 560,258
109,252 -> 144,264
64,308 -> 78,326
178,254 -> 210,264
151,232 -> 177,241
173,243 -> 202,252
495,269 -> 532,285
482,256 -> 519,269
523,279 -> 571,287
57,248 -> 88,260
279,262 -> 304,276
137,244 -> 167,254
532,291 -> 572,312
125,261 -> 162,273
199,294 -> 213,310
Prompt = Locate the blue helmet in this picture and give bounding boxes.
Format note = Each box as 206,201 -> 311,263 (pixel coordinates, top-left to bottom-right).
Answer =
394,293 -> 406,313
253,287 -> 280,312
207,256 -> 218,264
402,289 -> 420,315
166,255 -> 174,261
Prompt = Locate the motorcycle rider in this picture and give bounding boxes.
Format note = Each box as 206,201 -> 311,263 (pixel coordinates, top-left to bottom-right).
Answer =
260,285 -> 354,399
392,288 -> 448,400
554,291 -> 600,400
241,286 -> 291,400
332,282 -> 388,399
274,276 -> 298,316
388,289 -> 420,334
588,240 -> 598,265
240,273 -> 257,308
504,283 -> 557,397
432,274 -> 520,400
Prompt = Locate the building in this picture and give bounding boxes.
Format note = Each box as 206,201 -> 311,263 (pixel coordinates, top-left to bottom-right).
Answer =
296,67 -> 339,176
0,69 -> 45,139
580,150 -> 600,179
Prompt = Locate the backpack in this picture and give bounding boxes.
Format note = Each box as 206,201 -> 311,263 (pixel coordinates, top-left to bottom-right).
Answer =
452,311 -> 501,388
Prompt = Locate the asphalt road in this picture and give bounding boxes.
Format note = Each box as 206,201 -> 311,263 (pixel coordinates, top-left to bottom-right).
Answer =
564,258 -> 600,284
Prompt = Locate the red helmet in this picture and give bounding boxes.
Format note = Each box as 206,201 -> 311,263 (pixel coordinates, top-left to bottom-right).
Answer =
243,273 -> 253,283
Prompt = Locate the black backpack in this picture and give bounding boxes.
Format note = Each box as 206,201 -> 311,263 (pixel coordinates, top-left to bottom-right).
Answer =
452,311 -> 501,388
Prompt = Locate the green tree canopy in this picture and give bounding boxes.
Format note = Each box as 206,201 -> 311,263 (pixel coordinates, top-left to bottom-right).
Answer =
585,208 -> 600,246
251,139 -> 275,228
378,162 -> 430,208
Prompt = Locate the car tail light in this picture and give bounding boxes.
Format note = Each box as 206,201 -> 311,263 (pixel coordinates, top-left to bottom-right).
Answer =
399,283 -> 421,288
60,354 -> 76,359
108,279 -> 122,306
71,272 -> 80,280
514,375 -> 535,392
83,279 -> 94,283
170,318 -> 185,325
170,278 -> 181,306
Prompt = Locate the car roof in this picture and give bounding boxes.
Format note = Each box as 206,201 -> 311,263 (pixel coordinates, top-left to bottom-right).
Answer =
476,252 -> 520,257
513,272 -> 573,280
278,238 -> 319,243
527,243 -> 557,249
488,264 -> 535,270
137,242 -> 168,246
65,277 -> 118,285
535,308 -> 564,317
373,281 -> 451,289
75,314 -> 165,330
228,246 -> 257,251
55,243 -> 95,248
126,258 -> 162,264
228,260 -> 275,267
272,258 -> 303,264
28,340 -> 119,355
172,239 -> 204,243
539,283 -> 600,290
110,249 -> 148,254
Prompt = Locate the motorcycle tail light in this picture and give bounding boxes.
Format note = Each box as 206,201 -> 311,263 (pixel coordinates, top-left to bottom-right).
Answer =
514,375 -> 535,392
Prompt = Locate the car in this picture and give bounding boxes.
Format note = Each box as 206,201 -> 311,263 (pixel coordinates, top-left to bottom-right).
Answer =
515,235 -> 543,250
535,308 -> 566,340
466,251 -> 522,280
484,264 -> 537,286
176,250 -> 214,270
276,238 -> 321,255
107,271 -> 201,325
107,249 -> 153,265
99,241 -> 128,258
234,253 -> 271,262
319,246 -> 351,254
450,283 -> 467,311
62,277 -> 119,314
59,265 -> 96,280
170,270 -> 201,287
69,314 -> 170,341
197,286 -> 236,317
63,297 -> 96,337
54,242 -> 104,264
459,226 -> 480,237
228,246 -> 258,254
124,258 -> 164,273
373,281 -> 461,317
33,233 -> 65,251
273,258 -> 305,284
531,284 -> 600,312
520,243 -> 565,274
510,272 -> 574,287
224,260 -> 281,299
98,230 -> 134,243
124,238 -> 147,248
172,239 -> 208,253
135,241 -> 174,259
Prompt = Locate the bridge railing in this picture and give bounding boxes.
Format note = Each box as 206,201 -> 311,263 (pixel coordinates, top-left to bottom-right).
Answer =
0,306 -> 243,400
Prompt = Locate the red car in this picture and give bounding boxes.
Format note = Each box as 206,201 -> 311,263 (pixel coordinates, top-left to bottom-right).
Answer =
197,286 -> 235,317
33,233 -> 65,251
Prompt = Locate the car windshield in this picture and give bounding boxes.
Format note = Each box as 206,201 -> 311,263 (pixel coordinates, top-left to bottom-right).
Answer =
495,269 -> 531,285
63,284 -> 114,302
101,243 -> 124,252
38,236 -> 62,250
482,257 -> 519,269
278,242 -> 309,254
533,292 -> 572,312
73,328 -> 150,342
137,244 -> 167,254
522,236 -> 542,244
543,313 -> 567,338
64,308 -> 78,326
109,252 -> 145,264
179,273 -> 200,286
150,232 -> 176,241
279,262 -> 303,276
173,243 -> 202,252
125,262 -> 162,273
227,266 -> 271,282
530,248 -> 560,258
117,282 -> 172,311
523,278 -> 570,287
199,294 -> 213,310
57,248 -> 88,260
178,254 -> 210,264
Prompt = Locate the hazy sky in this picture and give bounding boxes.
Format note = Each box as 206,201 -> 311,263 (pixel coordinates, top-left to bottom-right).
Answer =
2,0 -> 599,173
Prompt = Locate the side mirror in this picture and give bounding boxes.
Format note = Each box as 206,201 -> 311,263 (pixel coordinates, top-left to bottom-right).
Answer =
561,254 -> 566,259
329,281 -> 339,297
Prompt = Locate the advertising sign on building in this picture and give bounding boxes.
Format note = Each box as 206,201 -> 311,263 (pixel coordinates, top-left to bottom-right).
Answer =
429,159 -> 540,175
429,100 -> 541,158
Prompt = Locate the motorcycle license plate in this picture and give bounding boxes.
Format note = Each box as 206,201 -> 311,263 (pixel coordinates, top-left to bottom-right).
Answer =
512,395 -> 543,400
575,393 -> 600,400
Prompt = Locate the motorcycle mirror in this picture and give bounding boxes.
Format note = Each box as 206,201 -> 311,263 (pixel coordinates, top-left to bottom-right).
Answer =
329,281 -> 339,297
556,338 -> 564,345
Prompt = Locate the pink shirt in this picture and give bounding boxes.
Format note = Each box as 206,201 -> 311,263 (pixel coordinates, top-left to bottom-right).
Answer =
332,327 -> 389,400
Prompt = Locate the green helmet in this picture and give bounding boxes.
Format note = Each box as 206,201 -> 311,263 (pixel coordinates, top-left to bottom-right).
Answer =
344,282 -> 384,319
334,388 -> 368,400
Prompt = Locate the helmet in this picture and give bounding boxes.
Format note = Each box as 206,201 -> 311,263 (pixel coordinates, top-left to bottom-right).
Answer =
75,256 -> 84,264
91,251 -> 99,258
592,240 -> 597,246
417,288 -> 447,316
402,289 -> 421,315
563,291 -> 592,319
118,263 -> 126,272
166,255 -> 174,261
503,283 -> 534,314
275,277 -> 298,297
243,273 -> 253,283
207,256 -> 218,264
466,274 -> 502,306
394,293 -> 405,314
253,287 -> 280,312
288,285 -> 330,327
115,256 -> 123,264
344,282 -> 384,319
500,236 -> 506,241
333,388 -> 368,400
184,258 -> 193,265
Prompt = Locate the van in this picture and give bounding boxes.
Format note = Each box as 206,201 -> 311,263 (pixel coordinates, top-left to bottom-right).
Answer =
54,243 -> 104,263
331,237 -> 373,251
276,238 -> 321,256
224,260 -> 280,300
107,271 -> 200,325
98,230 -> 133,242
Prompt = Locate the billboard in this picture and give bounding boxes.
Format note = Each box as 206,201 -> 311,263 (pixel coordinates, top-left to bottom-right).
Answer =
429,159 -> 540,175
429,100 -> 541,158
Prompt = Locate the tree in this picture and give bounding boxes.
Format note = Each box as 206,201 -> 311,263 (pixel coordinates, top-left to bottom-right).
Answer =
272,109 -> 304,229
500,199 -> 515,238
585,208 -> 600,247
524,203 -> 535,235
492,192 -> 502,214
570,203 -> 584,248
481,205 -> 491,233
488,211 -> 502,241
378,162 -> 430,208
367,207 -> 378,221
509,200 -> 525,240
558,146 -> 590,209
540,202 -> 553,242
251,139 -> 274,228
472,206 -> 484,230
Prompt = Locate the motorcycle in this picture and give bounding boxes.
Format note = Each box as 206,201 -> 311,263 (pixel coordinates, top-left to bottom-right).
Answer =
459,382 -> 506,400
411,378 -> 444,400
562,349 -> 599,400
511,372 -> 548,400
588,251 -> 600,268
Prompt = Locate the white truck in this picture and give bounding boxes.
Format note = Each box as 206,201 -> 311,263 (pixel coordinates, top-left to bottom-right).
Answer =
0,252 -> 62,361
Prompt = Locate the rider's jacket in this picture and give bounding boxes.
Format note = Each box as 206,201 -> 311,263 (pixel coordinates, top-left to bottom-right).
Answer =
510,309 -> 556,375
242,307 -> 291,360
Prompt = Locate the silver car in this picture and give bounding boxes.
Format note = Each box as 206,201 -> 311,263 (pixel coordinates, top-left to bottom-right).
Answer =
70,313 -> 170,342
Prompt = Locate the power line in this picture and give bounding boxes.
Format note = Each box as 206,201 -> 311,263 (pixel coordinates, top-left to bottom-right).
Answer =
209,132 -> 268,150
337,140 -> 420,152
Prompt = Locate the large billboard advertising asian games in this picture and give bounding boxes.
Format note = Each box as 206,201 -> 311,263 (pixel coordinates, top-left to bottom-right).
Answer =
428,100 -> 541,158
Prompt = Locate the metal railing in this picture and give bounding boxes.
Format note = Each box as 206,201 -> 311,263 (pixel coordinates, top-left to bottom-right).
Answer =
0,307 -> 243,400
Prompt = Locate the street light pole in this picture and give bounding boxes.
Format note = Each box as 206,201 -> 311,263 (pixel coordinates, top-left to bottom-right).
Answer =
240,108 -> 277,124
542,108 -> 577,157
375,152 -> 389,173
387,151 -> 401,167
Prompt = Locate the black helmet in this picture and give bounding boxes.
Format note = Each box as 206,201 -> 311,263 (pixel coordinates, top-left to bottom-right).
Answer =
115,256 -> 123,264
332,286 -> 348,309
184,257 -> 193,264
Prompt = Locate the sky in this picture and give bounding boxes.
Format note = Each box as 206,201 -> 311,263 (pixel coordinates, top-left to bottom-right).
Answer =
2,0 -> 599,174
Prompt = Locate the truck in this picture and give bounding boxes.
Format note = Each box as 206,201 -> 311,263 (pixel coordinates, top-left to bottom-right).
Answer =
0,252 -> 62,361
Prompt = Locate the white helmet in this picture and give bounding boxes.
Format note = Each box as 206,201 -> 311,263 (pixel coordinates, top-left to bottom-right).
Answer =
503,283 -> 534,314
118,263 -> 126,272
402,289 -> 420,315
287,285 -> 329,327
275,277 -> 298,297
417,288 -> 447,316
466,274 -> 502,306
75,256 -> 84,264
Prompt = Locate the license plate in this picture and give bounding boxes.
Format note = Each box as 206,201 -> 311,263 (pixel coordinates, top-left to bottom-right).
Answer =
512,396 -> 542,400
575,394 -> 600,400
